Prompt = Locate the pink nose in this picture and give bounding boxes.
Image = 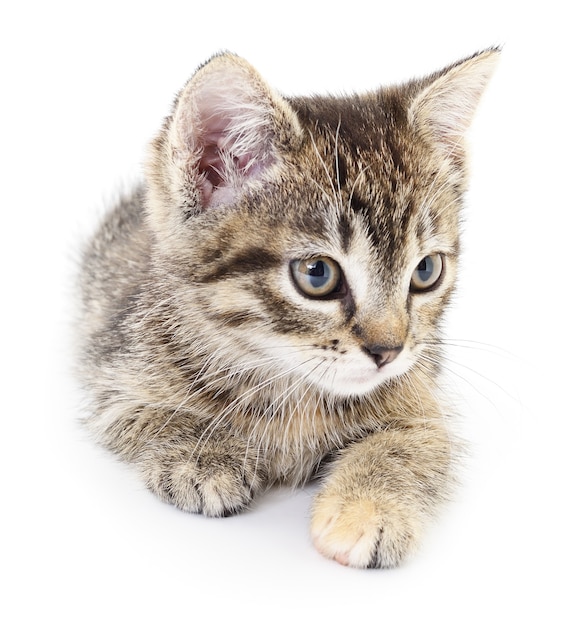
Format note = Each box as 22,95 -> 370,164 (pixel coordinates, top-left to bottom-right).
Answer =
362,344 -> 403,368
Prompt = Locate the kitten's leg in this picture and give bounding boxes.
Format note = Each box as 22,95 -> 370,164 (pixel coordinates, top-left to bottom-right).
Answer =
311,424 -> 452,568
94,407 -> 268,517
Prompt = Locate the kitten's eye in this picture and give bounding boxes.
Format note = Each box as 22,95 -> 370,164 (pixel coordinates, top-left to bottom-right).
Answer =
290,257 -> 343,298
410,254 -> 444,292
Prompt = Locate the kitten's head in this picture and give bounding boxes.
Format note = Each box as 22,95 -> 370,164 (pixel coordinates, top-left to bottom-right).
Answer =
145,50 -> 498,398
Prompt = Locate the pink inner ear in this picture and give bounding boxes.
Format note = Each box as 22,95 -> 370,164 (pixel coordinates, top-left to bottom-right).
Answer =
194,108 -> 270,208
172,62 -> 283,209
199,132 -> 227,188
197,136 -> 263,208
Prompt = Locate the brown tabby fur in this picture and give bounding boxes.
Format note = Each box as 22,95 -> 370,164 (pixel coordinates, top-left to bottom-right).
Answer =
78,49 -> 498,568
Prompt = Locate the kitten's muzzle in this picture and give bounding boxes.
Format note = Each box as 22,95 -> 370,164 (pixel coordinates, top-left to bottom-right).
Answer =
362,344 -> 403,368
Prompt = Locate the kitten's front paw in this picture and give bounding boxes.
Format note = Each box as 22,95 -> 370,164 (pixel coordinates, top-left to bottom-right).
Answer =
139,442 -> 267,517
311,491 -> 421,568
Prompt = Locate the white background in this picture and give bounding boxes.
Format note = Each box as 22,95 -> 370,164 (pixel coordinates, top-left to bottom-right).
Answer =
2,1 -> 581,624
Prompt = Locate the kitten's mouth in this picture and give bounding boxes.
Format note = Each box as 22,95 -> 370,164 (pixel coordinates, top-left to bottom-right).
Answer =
315,350 -> 413,398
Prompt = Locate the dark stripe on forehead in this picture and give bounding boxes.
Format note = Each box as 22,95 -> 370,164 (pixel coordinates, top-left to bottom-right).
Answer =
350,193 -> 415,265
337,211 -> 354,252
349,192 -> 369,214
334,153 -> 348,189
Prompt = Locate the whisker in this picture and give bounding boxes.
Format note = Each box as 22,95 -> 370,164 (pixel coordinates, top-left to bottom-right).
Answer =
333,118 -> 343,198
418,349 -> 517,411
147,343 -> 319,442
248,358 -> 326,472
307,128 -> 342,213
188,354 -> 324,466
347,162 -> 371,212
432,338 -> 519,360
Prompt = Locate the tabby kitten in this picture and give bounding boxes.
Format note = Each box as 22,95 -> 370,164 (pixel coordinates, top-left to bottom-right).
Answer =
78,49 -> 498,568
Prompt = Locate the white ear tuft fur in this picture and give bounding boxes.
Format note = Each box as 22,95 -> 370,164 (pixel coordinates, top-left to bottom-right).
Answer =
409,48 -> 500,159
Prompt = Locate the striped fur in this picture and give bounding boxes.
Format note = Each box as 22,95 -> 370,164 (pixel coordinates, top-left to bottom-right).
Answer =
78,49 -> 498,567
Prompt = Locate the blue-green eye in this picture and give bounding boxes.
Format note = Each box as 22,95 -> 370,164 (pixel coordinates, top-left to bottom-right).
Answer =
411,254 -> 444,292
290,257 -> 343,298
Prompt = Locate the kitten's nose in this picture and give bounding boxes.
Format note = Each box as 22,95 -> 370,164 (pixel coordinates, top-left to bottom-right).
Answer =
362,344 -> 403,368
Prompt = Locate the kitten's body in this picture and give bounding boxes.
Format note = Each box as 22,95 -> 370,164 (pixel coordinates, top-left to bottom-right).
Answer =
79,50 -> 498,567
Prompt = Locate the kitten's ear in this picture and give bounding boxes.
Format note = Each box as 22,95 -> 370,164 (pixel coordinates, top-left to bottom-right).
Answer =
147,53 -> 303,217
409,48 -> 500,160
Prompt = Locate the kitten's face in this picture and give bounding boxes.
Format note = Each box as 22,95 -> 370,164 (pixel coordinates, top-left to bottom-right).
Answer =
170,120 -> 460,398
146,53 -> 494,399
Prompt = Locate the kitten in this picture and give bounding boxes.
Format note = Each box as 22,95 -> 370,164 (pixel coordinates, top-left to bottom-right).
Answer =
78,49 -> 498,568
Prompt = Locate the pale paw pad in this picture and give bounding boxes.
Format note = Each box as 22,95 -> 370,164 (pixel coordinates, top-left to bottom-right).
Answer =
311,493 -> 420,568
